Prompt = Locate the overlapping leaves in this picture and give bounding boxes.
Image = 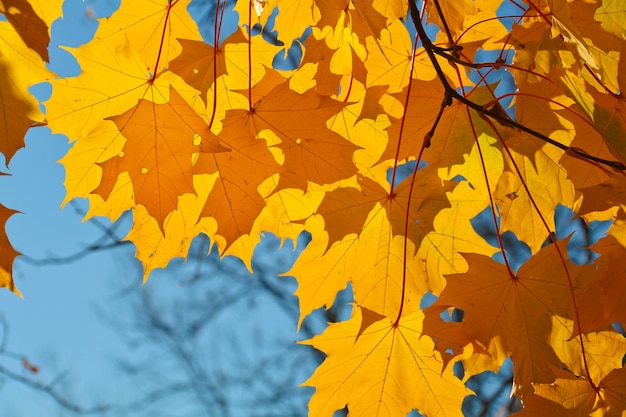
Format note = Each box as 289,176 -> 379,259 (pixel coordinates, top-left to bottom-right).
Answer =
1,0 -> 625,416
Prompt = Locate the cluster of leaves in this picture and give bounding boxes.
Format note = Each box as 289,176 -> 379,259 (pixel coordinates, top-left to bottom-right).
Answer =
1,0 -> 626,415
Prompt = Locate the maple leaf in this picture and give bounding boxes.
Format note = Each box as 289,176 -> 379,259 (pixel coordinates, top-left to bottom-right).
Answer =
427,240 -> 596,387
380,83 -> 503,170
549,316 -> 626,382
391,132 -> 506,298
96,86 -> 228,229
287,215 -> 357,326
92,0 -> 203,74
168,29 -> 249,104
168,38 -> 230,103
493,142 -> 576,253
355,84 -> 390,122
220,70 -> 360,191
299,33 -> 368,97
125,174 -> 219,280
302,305 -> 470,417
571,233 -> 626,334
267,0 -> 319,48
450,0 -> 509,61
595,0 -> 626,39
298,34 -> 345,96
365,19 -> 437,93
290,162 -> 454,323
577,172 -> 626,215
574,81 -> 626,165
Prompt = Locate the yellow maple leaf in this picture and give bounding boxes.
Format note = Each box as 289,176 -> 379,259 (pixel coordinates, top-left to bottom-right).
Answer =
287,214 -> 357,327
126,174 -> 218,280
92,0 -> 202,74
550,316 -> 626,383
595,0 -> 626,39
302,305 -> 470,417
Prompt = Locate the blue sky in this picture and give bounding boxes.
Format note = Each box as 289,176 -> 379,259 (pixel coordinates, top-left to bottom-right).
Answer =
0,2 -> 154,413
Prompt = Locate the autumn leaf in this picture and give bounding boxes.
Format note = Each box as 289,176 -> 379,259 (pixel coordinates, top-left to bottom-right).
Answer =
380,83 -> 503,170
302,305 -> 470,417
365,19 -> 437,92
316,0 -> 388,46
287,215 -> 357,326
427,240 -> 596,387
493,141 -> 576,253
0,19 -> 52,163
192,118 -> 280,247
517,367 -> 626,417
96,86 -> 228,229
425,0 -> 475,39
168,29 -> 248,104
595,0 -> 626,39
572,233 -> 626,334
549,316 -> 626,382
0,203 -> 19,294
125,174 -> 219,280
92,0 -> 202,74
221,70 -> 360,191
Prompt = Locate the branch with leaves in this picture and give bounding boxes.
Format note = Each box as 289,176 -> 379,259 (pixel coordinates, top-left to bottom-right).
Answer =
1,0 -> 626,416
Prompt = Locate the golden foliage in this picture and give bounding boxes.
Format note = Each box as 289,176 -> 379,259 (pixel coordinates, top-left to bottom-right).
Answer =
1,0 -> 626,415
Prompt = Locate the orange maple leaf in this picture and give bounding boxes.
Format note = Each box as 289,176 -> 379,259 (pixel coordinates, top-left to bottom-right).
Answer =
0,59 -> 41,163
573,234 -> 626,334
0,203 -> 19,294
192,126 -> 280,247
96,86 -> 228,229
299,35 -> 346,96
168,29 -> 248,104
221,70 -> 360,191
428,240 -> 596,387
517,367 -> 626,416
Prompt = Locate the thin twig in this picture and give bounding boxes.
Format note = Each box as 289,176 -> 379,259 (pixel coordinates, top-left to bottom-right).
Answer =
0,364 -> 110,414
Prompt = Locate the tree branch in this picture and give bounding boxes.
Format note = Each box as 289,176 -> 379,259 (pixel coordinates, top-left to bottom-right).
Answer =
408,0 -> 626,171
